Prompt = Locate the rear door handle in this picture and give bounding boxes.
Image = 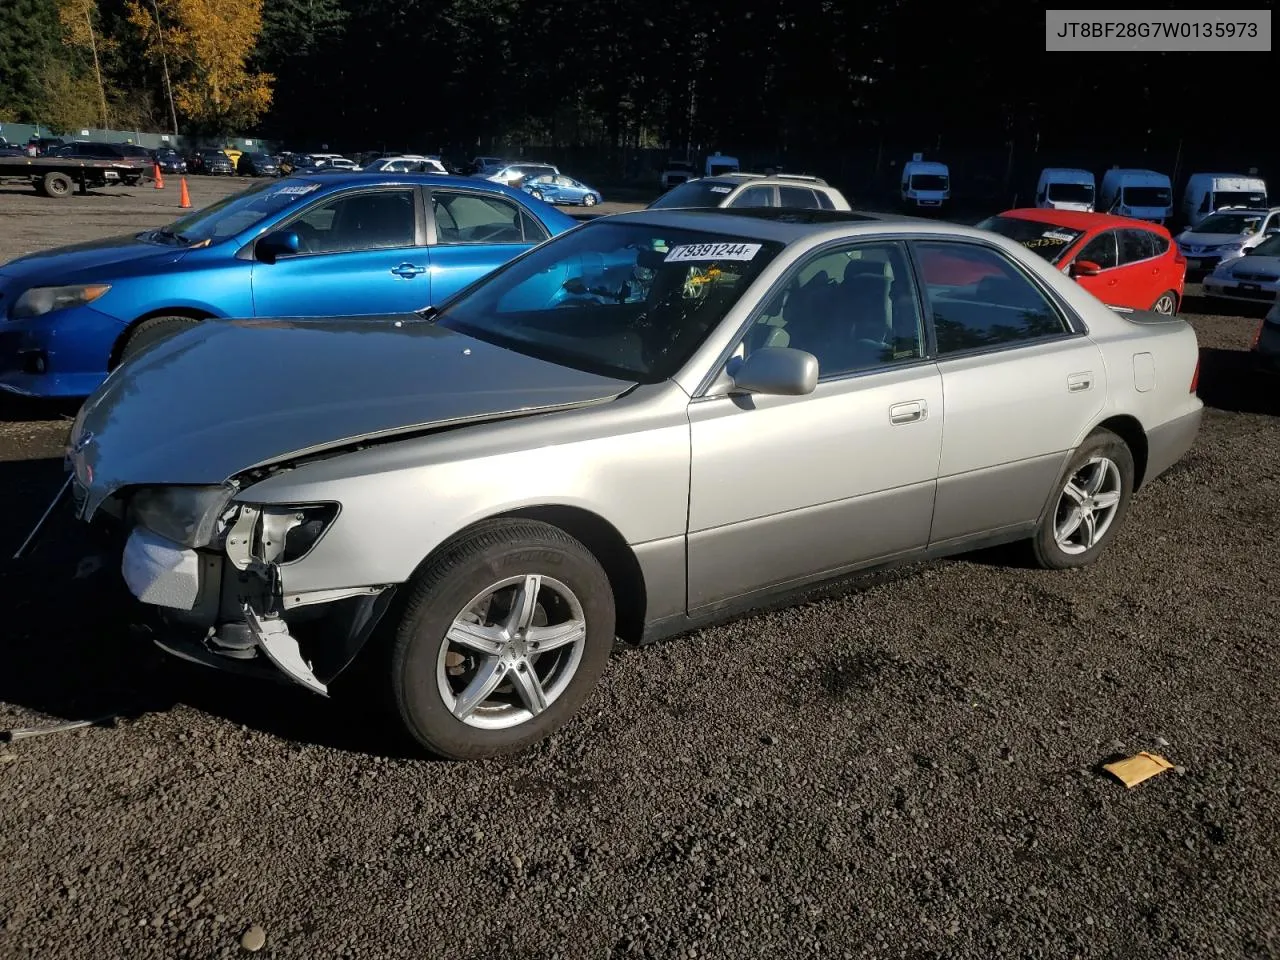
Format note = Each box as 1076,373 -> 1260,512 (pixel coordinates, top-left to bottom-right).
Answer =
391,262 -> 427,278
1068,372 -> 1093,392
889,400 -> 927,424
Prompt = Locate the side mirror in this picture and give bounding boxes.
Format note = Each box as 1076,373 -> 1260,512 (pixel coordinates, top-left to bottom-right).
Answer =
729,347 -> 818,396
255,229 -> 300,264
1070,260 -> 1102,277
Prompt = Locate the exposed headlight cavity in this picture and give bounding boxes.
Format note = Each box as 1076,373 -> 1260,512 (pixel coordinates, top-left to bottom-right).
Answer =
129,485 -> 237,548
11,284 -> 111,320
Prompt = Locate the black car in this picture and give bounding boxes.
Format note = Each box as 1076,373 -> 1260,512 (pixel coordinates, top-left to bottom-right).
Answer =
195,149 -> 235,175
236,151 -> 279,177
50,141 -> 148,185
151,147 -> 188,174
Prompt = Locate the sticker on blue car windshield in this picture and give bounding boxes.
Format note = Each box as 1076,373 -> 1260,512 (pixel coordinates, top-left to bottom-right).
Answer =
664,242 -> 762,262
274,183 -> 322,197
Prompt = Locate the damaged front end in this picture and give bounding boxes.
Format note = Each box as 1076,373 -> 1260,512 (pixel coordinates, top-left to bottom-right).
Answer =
114,487 -> 394,695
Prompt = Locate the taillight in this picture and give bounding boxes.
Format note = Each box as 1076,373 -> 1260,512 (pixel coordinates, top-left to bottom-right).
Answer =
1190,356 -> 1200,393
1251,322 -> 1263,350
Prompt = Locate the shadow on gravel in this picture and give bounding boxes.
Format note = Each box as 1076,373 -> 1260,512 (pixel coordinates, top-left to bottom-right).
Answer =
1196,346 -> 1279,417
0,457 -> 418,758
1181,292 -> 1267,318
0,393 -> 81,424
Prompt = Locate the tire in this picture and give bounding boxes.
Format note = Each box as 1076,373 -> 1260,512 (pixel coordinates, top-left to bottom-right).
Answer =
1151,290 -> 1178,315
1030,428 -> 1135,570
583,193 -> 597,206
117,315 -> 202,366
43,172 -> 73,198
388,519 -> 615,760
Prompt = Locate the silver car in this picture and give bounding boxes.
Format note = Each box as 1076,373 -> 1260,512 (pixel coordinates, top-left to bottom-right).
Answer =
1203,232 -> 1280,305
53,208 -> 1204,759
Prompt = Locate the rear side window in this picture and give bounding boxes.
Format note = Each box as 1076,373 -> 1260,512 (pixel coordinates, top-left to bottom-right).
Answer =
1148,232 -> 1170,255
1119,229 -> 1155,264
778,186 -> 821,209
816,190 -> 836,210
729,186 -> 774,208
913,242 -> 1071,354
431,191 -> 546,244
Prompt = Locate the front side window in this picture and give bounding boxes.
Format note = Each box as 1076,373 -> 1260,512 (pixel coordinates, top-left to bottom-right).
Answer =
286,189 -> 416,254
436,222 -> 784,383
738,241 -> 924,379
431,191 -> 545,245
1075,231 -> 1119,270
913,242 -> 1070,355
729,187 -> 775,208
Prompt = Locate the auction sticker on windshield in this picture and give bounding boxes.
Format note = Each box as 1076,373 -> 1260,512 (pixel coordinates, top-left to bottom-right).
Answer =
665,242 -> 762,262
1043,230 -> 1076,242
274,184 -> 322,197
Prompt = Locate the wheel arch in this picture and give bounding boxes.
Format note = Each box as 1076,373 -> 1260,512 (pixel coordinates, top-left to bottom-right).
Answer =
108,306 -> 217,369
1095,414 -> 1149,489
403,505 -> 649,644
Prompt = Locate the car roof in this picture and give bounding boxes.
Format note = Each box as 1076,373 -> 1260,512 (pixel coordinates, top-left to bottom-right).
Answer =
597,207 -> 956,244
996,208 -> 1171,233
289,171 -> 567,205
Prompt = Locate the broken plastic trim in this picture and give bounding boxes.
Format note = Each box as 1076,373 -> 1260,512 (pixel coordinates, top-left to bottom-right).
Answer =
243,603 -> 328,696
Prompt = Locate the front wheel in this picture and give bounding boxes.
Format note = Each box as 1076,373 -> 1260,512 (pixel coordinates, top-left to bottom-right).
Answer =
1151,290 -> 1178,315
1030,428 -> 1135,570
583,193 -> 597,206
117,315 -> 201,365
388,519 -> 616,760
43,172 -> 73,198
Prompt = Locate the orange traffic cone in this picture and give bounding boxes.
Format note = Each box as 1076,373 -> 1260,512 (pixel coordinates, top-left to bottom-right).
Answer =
153,162 -> 164,189
178,177 -> 191,208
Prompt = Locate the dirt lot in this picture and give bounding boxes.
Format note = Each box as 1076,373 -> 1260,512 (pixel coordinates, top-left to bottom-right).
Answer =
0,179 -> 1277,960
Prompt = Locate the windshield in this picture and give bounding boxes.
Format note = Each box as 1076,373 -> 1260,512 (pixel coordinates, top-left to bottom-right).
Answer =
1121,186 -> 1170,207
910,174 -> 949,191
1212,190 -> 1266,209
1250,234 -> 1280,258
649,180 -> 737,209
150,178 -> 321,244
436,222 -> 783,382
976,215 -> 1084,264
1046,182 -> 1094,204
1195,212 -> 1266,235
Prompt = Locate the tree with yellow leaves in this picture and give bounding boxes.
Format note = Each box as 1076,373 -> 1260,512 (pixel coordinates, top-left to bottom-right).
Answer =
127,0 -> 274,133
56,0 -> 112,129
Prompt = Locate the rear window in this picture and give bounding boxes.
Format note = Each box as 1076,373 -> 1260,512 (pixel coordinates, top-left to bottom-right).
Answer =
649,180 -> 738,209
975,215 -> 1085,265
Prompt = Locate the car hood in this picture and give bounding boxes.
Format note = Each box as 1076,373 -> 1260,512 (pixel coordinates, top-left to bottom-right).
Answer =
1220,255 -> 1280,276
1180,232 -> 1249,247
0,233 -> 187,283
71,315 -> 635,515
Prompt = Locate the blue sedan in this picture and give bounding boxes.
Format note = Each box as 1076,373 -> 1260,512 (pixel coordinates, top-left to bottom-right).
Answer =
521,174 -> 602,207
0,173 -> 578,398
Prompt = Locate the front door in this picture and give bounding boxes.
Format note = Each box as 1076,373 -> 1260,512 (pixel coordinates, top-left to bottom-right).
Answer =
686,240 -> 944,611
909,239 -> 1107,547
1069,229 -> 1121,303
250,187 -> 428,317
423,189 -> 549,303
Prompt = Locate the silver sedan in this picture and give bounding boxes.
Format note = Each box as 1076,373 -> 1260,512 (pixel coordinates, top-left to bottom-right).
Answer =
53,208 -> 1204,759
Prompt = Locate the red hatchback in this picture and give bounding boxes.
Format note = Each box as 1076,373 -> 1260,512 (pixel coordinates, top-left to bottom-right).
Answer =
976,209 -> 1186,314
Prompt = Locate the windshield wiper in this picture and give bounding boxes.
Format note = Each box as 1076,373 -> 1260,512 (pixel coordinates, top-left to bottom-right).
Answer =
155,227 -> 192,245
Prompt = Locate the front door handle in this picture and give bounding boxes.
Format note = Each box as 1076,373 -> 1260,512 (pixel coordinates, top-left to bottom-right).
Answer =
1068,372 -> 1093,392
391,262 -> 427,278
889,400 -> 927,424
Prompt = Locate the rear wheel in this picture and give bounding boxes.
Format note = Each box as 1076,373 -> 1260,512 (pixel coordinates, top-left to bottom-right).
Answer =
1030,429 -> 1135,570
1152,290 -> 1178,315
43,172 -> 73,198
117,315 -> 202,365
388,519 -> 615,760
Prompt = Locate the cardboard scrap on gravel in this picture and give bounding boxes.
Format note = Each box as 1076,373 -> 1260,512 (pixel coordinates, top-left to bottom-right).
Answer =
1104,752 -> 1175,788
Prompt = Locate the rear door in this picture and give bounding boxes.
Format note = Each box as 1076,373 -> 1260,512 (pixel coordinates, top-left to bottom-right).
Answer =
1117,228 -> 1164,309
423,188 -> 550,303
250,186 -> 428,317
911,239 -> 1106,548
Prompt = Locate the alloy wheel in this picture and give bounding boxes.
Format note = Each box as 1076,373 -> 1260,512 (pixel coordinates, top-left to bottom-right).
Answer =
1053,456 -> 1123,555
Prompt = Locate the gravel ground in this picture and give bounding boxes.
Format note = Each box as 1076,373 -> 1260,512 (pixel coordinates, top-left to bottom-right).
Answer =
1,182 -> 1278,960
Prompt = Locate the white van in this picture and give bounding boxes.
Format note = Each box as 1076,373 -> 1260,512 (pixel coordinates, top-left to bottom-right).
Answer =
704,152 -> 739,177
900,158 -> 950,209
1180,173 -> 1268,228
1099,168 -> 1174,223
1035,168 -> 1095,212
